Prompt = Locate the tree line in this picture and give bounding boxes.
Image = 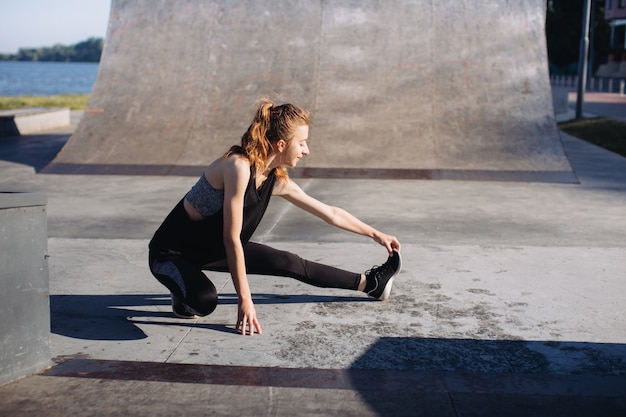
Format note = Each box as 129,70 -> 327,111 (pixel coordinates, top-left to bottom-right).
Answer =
0,37 -> 103,63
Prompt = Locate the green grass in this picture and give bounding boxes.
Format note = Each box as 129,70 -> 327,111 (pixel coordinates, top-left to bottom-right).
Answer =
559,117 -> 626,158
0,94 -> 90,110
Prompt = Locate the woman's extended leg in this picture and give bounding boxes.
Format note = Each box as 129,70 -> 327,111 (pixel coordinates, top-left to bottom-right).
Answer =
203,242 -> 362,290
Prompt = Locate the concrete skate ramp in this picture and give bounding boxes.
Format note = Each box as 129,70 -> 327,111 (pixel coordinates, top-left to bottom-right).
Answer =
46,0 -> 576,181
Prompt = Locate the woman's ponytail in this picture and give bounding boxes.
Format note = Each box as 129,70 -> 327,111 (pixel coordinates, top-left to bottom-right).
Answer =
226,98 -> 310,180
245,100 -> 274,167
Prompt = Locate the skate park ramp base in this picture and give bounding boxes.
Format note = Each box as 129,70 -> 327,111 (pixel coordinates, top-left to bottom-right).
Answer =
44,0 -> 576,183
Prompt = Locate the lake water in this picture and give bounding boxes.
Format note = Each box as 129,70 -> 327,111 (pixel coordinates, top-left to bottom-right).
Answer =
0,61 -> 99,96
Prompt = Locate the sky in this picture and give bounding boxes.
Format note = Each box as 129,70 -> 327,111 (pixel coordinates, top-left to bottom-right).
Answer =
0,0 -> 111,54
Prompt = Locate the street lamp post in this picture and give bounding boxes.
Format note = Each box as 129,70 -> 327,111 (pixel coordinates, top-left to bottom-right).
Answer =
575,0 -> 592,120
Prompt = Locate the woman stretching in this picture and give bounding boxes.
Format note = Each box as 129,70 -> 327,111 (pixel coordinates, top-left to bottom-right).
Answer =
149,99 -> 401,336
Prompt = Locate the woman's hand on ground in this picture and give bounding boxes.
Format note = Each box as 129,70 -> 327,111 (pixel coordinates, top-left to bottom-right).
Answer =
236,297 -> 262,336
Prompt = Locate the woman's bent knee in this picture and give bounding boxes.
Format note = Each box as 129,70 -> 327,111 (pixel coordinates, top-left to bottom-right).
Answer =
188,291 -> 218,316
185,278 -> 219,316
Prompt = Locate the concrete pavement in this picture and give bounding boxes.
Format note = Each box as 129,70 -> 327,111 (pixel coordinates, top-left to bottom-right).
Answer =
0,99 -> 625,414
567,91 -> 626,123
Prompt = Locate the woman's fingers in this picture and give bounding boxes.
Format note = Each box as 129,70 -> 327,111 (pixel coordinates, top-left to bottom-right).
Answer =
236,315 -> 262,335
381,234 -> 401,255
253,318 -> 263,335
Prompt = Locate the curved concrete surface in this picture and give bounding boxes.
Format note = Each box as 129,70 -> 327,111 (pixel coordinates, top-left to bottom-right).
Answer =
47,0 -> 574,180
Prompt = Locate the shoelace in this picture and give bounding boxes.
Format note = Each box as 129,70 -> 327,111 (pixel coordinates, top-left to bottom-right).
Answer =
367,258 -> 394,280
375,262 -> 394,279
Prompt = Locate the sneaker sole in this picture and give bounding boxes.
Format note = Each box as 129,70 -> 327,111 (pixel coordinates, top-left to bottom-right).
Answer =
173,310 -> 199,320
377,250 -> 402,301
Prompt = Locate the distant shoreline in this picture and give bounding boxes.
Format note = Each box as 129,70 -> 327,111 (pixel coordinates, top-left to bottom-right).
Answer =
0,37 -> 102,63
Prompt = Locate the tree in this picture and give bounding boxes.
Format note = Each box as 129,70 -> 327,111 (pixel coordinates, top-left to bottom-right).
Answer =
546,0 -> 611,74
73,38 -> 104,62
0,37 -> 103,63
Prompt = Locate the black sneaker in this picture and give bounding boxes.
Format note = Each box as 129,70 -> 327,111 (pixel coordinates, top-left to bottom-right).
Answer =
171,293 -> 199,319
364,250 -> 402,301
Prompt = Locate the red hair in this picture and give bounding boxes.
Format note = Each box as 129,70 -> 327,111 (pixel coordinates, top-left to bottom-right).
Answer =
226,98 -> 310,181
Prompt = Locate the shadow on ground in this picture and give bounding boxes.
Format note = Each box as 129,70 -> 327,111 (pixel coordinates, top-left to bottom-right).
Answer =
50,293 -> 368,340
50,293 -> 626,375
349,337 -> 626,416
0,133 -> 69,172
46,292 -> 626,416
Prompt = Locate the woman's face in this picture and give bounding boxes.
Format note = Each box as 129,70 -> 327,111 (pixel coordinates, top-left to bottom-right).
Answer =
280,125 -> 309,167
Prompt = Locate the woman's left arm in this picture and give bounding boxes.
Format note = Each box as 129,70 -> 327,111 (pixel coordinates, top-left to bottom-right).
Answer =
275,179 -> 401,254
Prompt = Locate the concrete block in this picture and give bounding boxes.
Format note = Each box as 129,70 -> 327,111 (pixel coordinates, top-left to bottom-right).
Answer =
551,88 -> 569,115
0,192 -> 50,385
0,108 -> 70,137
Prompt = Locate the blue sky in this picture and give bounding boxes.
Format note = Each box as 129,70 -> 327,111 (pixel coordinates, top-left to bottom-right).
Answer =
0,0 -> 111,53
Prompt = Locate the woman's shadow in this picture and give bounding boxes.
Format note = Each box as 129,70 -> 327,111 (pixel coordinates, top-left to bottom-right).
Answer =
50,293 -> 367,341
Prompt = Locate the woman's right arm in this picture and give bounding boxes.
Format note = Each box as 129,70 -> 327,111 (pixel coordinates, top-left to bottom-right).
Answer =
222,157 -> 262,336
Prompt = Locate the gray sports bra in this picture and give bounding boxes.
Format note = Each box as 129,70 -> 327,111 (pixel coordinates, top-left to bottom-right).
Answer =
184,175 -> 225,218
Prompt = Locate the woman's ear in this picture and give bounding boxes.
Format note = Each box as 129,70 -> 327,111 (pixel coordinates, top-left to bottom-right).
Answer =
276,139 -> 287,152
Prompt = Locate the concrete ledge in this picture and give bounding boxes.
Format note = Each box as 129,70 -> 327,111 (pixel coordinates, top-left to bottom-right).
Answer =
0,108 -> 70,137
0,191 -> 47,209
0,192 -> 50,385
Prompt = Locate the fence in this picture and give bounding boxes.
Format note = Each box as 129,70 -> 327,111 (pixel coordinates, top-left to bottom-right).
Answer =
550,75 -> 625,95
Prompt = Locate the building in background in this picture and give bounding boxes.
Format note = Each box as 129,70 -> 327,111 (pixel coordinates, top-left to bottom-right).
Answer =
596,0 -> 626,76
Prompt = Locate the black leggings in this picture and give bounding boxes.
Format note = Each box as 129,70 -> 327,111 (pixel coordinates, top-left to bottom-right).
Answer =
149,242 -> 361,316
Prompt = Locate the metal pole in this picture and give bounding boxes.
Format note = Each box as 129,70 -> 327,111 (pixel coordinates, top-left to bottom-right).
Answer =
575,0 -> 592,120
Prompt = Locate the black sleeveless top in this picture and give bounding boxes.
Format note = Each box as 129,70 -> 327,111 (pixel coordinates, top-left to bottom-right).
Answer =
149,165 -> 277,265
